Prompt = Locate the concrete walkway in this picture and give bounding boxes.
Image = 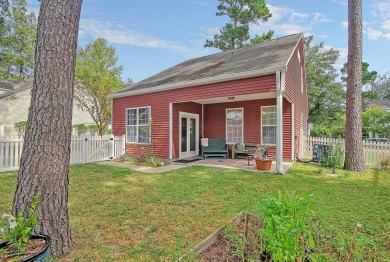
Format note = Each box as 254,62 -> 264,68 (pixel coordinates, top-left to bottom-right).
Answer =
96,158 -> 293,174
97,161 -> 186,173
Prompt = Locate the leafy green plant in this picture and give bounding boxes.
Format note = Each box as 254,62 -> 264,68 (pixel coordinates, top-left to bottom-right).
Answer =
146,155 -> 162,167
0,195 -> 40,254
14,121 -> 28,138
317,167 -> 324,175
259,190 -> 318,262
73,124 -> 88,135
121,155 -> 134,163
321,143 -> 345,173
223,221 -> 247,261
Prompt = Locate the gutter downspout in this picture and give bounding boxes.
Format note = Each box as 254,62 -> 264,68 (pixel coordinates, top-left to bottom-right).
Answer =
276,71 -> 285,174
169,103 -> 173,160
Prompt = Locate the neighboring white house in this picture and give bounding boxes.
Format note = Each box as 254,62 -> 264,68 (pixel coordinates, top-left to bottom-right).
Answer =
0,79 -> 95,137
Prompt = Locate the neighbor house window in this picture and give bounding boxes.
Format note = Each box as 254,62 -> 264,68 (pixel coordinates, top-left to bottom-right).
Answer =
126,107 -> 151,143
261,106 -> 276,145
226,108 -> 243,144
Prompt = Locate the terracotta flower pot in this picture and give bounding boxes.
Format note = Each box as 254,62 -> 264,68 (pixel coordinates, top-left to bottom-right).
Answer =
255,159 -> 272,171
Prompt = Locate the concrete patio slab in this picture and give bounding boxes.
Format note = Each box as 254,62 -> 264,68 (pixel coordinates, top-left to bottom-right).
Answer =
190,158 -> 293,173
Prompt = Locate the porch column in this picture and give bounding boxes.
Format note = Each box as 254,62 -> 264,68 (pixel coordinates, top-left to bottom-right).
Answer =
276,71 -> 285,174
169,103 -> 173,160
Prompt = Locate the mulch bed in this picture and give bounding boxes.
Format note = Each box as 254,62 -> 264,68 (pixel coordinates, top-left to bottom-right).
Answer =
198,213 -> 271,262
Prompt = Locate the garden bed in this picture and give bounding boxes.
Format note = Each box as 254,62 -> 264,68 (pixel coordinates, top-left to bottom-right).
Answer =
182,212 -> 266,261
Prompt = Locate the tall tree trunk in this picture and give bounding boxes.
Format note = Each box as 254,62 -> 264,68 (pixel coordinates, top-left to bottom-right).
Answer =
12,0 -> 82,257
345,0 -> 365,172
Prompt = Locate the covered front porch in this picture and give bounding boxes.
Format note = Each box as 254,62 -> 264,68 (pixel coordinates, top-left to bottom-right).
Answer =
168,79 -> 296,174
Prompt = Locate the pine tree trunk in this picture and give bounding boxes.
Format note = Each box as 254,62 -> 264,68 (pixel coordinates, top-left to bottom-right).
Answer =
12,0 -> 82,257
345,0 -> 365,172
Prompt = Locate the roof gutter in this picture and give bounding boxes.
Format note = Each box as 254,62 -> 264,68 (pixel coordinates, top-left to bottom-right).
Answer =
109,66 -> 286,99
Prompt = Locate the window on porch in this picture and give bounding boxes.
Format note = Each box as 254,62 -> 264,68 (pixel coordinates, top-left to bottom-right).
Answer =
226,108 -> 243,144
126,106 -> 151,144
261,106 -> 276,145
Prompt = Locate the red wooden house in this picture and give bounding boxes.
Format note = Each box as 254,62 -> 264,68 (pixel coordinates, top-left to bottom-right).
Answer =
110,33 -> 308,173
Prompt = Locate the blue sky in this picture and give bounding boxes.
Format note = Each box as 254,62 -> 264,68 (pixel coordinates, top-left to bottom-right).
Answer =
27,0 -> 390,83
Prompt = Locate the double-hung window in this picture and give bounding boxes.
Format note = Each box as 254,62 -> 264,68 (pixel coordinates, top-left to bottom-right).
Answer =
226,108 -> 243,144
261,106 -> 276,145
126,107 -> 151,144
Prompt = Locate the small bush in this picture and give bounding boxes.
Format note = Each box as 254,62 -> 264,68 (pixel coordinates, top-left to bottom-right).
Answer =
378,154 -> 390,170
259,190 -> 318,262
317,167 -> 324,175
321,143 -> 344,173
311,125 -> 332,138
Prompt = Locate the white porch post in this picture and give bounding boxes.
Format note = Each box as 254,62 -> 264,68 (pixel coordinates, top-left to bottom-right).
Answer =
169,103 -> 173,160
276,71 -> 285,174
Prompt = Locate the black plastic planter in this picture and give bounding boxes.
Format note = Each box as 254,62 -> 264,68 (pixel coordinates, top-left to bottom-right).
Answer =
0,234 -> 51,262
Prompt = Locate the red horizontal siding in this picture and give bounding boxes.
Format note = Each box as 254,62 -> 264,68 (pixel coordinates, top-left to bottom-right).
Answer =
112,74 -> 293,160
285,37 -> 308,157
112,75 -> 277,159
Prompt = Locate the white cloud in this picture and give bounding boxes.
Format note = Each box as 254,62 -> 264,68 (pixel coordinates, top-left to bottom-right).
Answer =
341,21 -> 348,28
364,27 -> 383,40
291,12 -> 310,19
332,0 -> 347,6
206,27 -> 220,35
373,2 -> 390,31
314,13 -> 332,23
79,19 -> 189,52
250,4 -> 311,36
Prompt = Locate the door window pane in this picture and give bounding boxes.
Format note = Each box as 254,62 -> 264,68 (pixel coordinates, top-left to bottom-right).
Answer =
181,118 -> 187,152
190,118 -> 196,151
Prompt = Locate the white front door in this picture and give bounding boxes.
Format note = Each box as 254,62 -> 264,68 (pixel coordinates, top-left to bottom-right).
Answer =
179,112 -> 199,159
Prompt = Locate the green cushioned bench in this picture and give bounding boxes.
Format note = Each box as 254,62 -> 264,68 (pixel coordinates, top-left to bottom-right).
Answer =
202,138 -> 228,159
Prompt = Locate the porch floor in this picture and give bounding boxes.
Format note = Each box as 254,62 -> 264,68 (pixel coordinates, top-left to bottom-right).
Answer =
190,158 -> 293,173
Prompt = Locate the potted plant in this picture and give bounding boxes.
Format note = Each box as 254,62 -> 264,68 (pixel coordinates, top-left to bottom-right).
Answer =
0,195 -> 51,261
253,145 -> 273,171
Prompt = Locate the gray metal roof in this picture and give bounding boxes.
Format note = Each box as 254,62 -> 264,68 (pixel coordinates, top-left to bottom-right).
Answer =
114,33 -> 302,97
369,99 -> 390,109
0,80 -> 32,100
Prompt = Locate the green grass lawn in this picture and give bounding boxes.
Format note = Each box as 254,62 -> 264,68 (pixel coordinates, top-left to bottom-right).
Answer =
0,163 -> 389,261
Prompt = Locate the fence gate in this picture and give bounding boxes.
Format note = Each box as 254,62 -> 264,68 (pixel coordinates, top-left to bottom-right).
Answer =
0,135 -> 125,172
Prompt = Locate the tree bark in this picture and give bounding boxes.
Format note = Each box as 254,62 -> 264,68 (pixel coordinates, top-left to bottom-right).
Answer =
345,0 -> 365,172
12,0 -> 82,257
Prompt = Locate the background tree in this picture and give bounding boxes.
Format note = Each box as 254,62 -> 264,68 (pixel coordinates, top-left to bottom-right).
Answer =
304,35 -> 345,136
0,0 -> 36,81
205,0 -> 273,51
373,74 -> 390,100
75,38 -> 125,136
362,106 -> 390,139
14,120 -> 27,138
345,0 -> 365,171
12,0 -> 82,256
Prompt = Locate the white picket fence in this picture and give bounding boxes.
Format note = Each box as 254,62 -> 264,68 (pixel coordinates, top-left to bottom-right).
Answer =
304,137 -> 390,167
0,135 -> 125,172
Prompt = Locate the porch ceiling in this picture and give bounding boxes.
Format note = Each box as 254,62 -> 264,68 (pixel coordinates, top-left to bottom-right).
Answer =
192,91 -> 276,104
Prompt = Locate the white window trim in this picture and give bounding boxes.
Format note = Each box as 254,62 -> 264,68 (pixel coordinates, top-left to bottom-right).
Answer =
298,51 -> 304,93
261,105 -> 277,146
125,106 -> 152,144
226,107 -> 244,145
